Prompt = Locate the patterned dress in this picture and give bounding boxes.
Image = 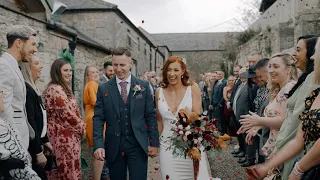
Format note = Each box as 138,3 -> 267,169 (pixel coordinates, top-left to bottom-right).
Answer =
44,84 -> 85,180
0,117 -> 40,180
261,81 -> 296,157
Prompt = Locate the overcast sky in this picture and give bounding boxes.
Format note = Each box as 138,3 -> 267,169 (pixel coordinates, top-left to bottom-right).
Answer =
104,0 -> 261,33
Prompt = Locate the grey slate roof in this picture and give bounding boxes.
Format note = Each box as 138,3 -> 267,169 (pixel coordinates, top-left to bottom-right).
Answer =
47,0 -> 116,10
151,32 -> 236,51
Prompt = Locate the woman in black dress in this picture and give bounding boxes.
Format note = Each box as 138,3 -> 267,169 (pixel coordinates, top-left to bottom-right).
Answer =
20,55 -> 52,180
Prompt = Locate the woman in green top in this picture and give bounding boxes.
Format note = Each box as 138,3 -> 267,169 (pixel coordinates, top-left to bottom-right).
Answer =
248,37 -> 320,179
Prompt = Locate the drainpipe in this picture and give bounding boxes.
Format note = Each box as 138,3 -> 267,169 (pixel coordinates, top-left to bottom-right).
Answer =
68,37 -> 77,93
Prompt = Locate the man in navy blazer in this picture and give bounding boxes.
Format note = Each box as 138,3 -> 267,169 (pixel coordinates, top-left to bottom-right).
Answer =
93,47 -> 159,180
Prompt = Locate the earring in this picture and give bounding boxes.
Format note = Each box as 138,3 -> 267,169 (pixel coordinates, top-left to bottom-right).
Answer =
181,75 -> 184,79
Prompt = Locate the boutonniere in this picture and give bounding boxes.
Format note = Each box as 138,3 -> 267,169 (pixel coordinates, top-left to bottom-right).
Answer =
132,84 -> 145,97
104,92 -> 108,97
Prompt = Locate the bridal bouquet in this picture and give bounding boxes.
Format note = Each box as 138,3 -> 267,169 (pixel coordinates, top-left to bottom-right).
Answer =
168,108 -> 226,179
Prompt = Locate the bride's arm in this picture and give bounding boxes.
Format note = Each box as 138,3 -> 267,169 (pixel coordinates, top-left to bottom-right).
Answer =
155,88 -> 163,135
191,83 -> 202,114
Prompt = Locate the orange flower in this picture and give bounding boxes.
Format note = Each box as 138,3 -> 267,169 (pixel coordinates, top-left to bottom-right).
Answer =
187,112 -> 199,124
188,147 -> 201,160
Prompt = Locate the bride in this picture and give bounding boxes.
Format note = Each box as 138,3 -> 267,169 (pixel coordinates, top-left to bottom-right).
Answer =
156,56 -> 212,180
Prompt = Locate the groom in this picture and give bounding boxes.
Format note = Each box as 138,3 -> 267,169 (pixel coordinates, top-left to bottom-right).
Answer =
93,47 -> 159,180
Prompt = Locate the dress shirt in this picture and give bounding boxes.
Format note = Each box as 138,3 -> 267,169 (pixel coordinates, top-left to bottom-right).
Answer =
116,74 -> 131,96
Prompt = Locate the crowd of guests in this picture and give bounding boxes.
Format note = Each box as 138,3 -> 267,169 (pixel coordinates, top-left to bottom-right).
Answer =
1,24 -> 320,180
199,35 -> 320,179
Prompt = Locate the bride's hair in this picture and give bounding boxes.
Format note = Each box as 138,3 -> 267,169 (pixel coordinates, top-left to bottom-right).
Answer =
161,56 -> 193,88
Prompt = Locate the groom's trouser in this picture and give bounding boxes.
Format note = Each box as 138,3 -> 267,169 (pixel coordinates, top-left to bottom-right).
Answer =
108,142 -> 148,180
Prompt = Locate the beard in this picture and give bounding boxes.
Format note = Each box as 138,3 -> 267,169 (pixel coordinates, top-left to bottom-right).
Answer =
20,45 -> 29,62
106,74 -> 114,79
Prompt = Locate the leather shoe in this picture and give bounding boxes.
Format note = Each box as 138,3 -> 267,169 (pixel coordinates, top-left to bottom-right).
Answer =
233,151 -> 245,157
231,150 -> 241,155
241,161 -> 255,167
238,158 -> 246,164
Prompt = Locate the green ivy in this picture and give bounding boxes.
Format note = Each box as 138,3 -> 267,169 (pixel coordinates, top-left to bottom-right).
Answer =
236,29 -> 259,45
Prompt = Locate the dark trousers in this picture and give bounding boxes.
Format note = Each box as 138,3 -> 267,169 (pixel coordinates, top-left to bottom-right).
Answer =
215,106 -> 226,134
108,142 -> 148,180
232,113 -> 245,152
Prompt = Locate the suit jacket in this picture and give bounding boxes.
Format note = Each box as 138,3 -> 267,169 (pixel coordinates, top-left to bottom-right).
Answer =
93,75 -> 159,162
25,82 -> 49,156
0,52 -> 34,148
233,83 -> 251,121
211,79 -> 227,107
98,74 -> 109,85
229,78 -> 241,106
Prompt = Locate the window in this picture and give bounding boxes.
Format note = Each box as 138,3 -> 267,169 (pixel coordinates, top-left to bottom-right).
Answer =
144,44 -> 147,56
127,35 -> 131,47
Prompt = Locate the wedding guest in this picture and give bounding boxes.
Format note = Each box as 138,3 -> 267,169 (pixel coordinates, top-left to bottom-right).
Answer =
232,68 -> 249,163
202,76 -> 211,111
238,53 -> 298,159
249,38 -> 320,179
44,58 -> 85,180
247,35 -> 318,179
0,25 -> 37,149
223,75 -> 236,137
0,88 -> 40,179
98,61 -> 114,85
252,58 -> 270,164
83,65 -> 110,180
20,55 -> 52,179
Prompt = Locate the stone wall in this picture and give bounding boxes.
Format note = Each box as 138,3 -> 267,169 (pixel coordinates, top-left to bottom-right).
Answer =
0,7 -> 110,105
250,0 -> 320,30
171,51 -> 224,80
237,8 -> 320,66
60,11 -> 164,77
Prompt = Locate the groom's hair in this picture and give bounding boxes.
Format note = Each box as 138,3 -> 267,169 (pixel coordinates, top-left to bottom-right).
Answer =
112,47 -> 132,57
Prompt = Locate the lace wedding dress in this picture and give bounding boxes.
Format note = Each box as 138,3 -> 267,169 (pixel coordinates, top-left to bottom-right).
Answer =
158,86 -> 213,180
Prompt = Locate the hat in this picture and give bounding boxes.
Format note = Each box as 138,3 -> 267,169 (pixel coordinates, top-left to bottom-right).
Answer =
240,65 -> 257,79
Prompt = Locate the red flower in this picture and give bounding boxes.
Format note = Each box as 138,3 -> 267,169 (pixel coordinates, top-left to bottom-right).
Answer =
121,152 -> 124,156
204,134 -> 213,141
144,125 -> 148,129
104,92 -> 108,97
203,116 -> 209,121
195,127 -> 201,133
166,175 -> 169,179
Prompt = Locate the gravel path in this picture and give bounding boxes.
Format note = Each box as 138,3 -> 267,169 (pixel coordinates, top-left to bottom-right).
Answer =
81,139 -> 246,180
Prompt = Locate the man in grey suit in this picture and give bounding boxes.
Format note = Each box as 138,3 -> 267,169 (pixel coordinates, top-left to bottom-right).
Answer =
0,25 -> 37,148
232,68 -> 250,160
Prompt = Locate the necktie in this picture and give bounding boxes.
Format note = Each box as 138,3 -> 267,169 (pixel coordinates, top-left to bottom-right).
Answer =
120,81 -> 128,103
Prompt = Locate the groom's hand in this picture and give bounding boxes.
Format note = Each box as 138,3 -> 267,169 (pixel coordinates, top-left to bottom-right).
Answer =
148,146 -> 159,158
94,148 -> 105,161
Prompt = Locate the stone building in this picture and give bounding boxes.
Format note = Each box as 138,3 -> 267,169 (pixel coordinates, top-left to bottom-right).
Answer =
0,0 -> 165,104
237,0 -> 320,66
151,32 -> 238,79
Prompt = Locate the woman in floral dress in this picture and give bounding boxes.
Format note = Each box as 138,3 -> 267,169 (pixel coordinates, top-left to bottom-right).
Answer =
44,58 -> 85,180
238,53 -> 298,158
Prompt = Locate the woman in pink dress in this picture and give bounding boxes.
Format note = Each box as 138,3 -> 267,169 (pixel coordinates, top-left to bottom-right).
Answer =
44,58 -> 86,180
238,53 -> 298,158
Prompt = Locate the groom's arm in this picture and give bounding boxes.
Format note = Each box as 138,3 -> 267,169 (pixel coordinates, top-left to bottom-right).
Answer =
144,82 -> 159,147
93,85 -> 106,151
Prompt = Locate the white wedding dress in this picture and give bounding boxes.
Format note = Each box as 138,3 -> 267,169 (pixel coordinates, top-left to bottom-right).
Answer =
158,86 -> 213,180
